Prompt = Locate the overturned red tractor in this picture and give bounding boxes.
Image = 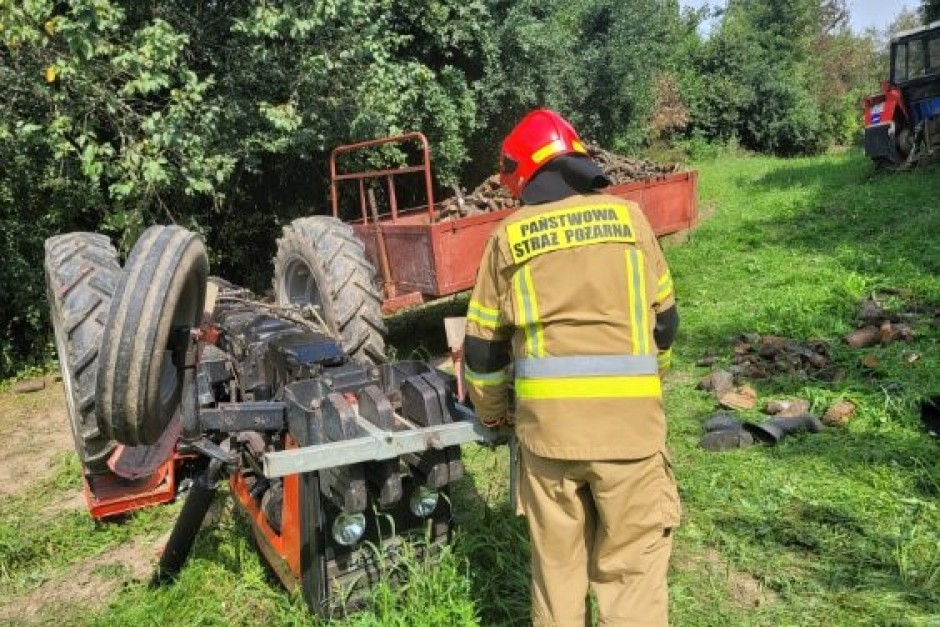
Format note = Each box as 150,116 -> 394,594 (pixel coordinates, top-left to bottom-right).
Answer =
863,21 -> 940,169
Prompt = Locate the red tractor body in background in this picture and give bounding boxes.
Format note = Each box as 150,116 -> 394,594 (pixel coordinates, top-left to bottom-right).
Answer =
863,21 -> 940,168
863,82 -> 906,127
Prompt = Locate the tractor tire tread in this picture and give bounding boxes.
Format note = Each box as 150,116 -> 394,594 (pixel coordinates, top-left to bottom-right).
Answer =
64,297 -> 102,335
96,225 -> 208,446
273,216 -> 386,364
44,232 -> 121,473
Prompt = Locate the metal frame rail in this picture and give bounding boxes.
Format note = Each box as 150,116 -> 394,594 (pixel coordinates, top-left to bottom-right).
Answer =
263,404 -> 505,478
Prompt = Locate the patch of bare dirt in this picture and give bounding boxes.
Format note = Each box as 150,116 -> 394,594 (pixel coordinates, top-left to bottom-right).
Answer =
680,548 -> 778,609
0,540 -> 157,624
697,203 -> 717,223
39,489 -> 86,517
661,367 -> 695,388
0,381 -> 73,498
659,229 -> 693,247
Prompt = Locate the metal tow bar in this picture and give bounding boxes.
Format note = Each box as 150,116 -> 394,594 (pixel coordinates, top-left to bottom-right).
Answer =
262,403 -> 511,478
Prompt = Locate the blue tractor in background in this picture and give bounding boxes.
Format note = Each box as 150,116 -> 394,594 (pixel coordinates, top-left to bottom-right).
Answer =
863,21 -> 940,169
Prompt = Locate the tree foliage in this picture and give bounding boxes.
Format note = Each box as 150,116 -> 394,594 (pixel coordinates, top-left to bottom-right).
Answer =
0,0 -> 491,374
678,0 -> 879,155
925,0 -> 940,23
459,0 -> 683,181
0,0 -> 891,375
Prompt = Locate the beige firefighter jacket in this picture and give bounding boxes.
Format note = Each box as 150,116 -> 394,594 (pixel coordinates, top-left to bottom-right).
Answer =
464,193 -> 676,460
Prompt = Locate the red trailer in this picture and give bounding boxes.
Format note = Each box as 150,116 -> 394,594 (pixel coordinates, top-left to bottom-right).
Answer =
331,133 -> 696,312
273,133 -> 698,362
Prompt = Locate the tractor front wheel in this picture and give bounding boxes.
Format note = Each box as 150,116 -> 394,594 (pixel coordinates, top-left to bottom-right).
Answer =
96,226 -> 208,446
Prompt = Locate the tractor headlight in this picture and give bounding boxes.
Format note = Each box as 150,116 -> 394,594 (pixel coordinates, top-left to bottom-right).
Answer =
331,512 -> 366,546
409,486 -> 440,518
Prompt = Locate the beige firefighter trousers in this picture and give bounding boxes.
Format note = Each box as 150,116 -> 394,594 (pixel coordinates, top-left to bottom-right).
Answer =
519,446 -> 681,627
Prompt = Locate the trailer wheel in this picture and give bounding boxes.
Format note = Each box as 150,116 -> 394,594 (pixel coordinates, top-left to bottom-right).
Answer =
273,216 -> 386,364
96,226 -> 208,446
44,233 -> 122,473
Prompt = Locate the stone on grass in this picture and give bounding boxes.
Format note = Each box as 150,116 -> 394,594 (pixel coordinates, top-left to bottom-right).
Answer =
823,400 -> 856,427
698,370 -> 734,397
845,326 -> 880,349
718,384 -> 758,411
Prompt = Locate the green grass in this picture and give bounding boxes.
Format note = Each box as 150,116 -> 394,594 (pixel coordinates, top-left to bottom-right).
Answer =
0,454 -> 175,596
664,151 -> 940,625
0,361 -> 57,393
2,149 -> 939,625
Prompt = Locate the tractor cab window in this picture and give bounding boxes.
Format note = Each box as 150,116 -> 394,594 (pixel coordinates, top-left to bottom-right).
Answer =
929,35 -> 940,73
894,39 -> 930,82
909,40 -> 927,79
894,42 -> 908,82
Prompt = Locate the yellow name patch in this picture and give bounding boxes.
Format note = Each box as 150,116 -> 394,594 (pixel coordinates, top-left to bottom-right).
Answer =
505,204 -> 636,263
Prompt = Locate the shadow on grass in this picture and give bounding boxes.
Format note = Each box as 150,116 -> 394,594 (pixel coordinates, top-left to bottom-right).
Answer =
450,450 -> 532,626
386,295 -> 470,360
711,462 -> 940,619
710,503 -> 939,620
689,426 -> 940,617
745,156 -> 940,279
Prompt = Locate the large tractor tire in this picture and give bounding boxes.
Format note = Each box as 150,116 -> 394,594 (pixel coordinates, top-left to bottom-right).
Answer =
44,233 -> 122,474
96,226 -> 208,446
273,216 -> 386,364
872,125 -> 919,171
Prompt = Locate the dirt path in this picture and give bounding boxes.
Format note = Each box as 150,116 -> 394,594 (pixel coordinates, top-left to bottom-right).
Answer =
0,379 -> 164,625
0,380 -> 73,498
677,547 -> 778,609
0,540 -> 158,625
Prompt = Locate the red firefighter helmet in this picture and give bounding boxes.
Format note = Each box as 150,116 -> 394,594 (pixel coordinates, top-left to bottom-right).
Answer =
499,109 -> 588,198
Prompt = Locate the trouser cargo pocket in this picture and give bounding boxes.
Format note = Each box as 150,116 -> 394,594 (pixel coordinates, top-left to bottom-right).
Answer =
659,451 -> 681,532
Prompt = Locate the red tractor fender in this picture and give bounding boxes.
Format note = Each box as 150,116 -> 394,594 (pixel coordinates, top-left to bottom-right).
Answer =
863,81 -> 908,127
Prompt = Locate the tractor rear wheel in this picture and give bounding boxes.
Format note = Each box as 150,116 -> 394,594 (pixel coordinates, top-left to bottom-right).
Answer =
96,226 -> 208,446
44,233 -> 122,473
273,216 -> 386,364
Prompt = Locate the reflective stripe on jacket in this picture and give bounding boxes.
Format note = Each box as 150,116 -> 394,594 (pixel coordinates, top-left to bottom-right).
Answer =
464,194 -> 675,460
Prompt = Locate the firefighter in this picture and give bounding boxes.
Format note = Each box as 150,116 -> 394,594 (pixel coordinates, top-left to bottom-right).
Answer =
463,109 -> 681,626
